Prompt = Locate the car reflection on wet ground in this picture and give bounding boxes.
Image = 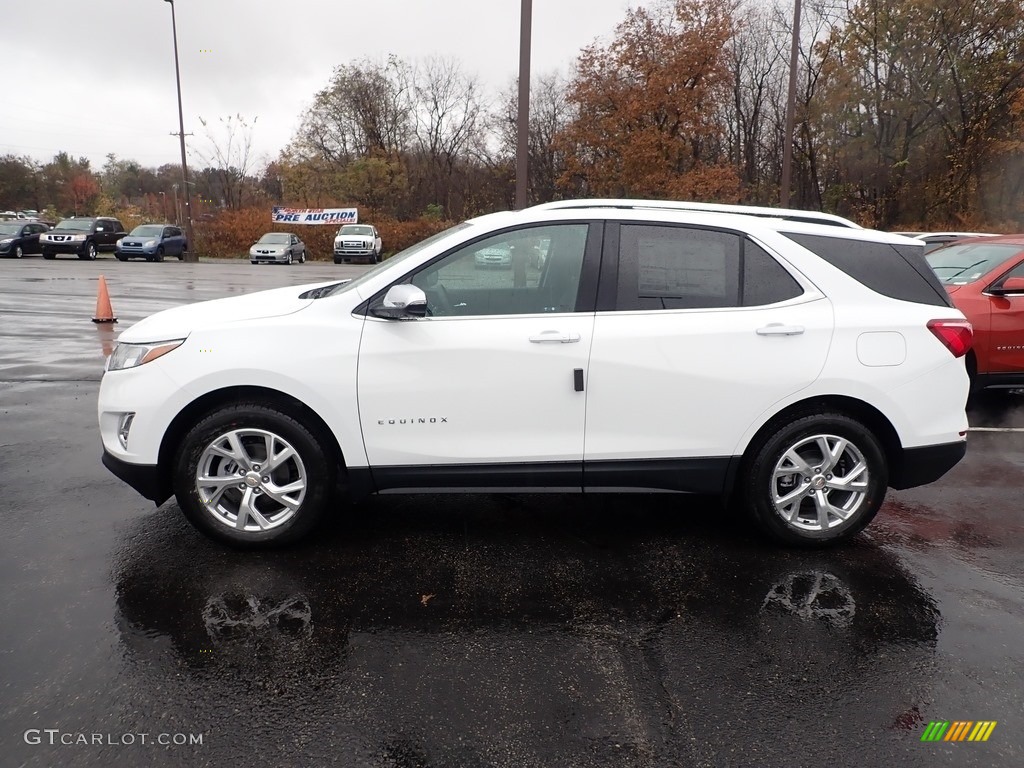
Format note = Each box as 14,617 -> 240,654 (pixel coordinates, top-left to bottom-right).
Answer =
1,261 -> 1022,767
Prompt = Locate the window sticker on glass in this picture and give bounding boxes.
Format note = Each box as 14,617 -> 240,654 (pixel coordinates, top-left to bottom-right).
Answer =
638,238 -> 727,298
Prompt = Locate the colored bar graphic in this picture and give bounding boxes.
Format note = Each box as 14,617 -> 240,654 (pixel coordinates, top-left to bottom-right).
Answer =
921,720 -> 996,742
947,722 -> 972,741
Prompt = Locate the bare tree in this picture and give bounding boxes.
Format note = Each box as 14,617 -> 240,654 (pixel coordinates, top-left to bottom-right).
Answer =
497,71 -> 575,204
192,114 -> 258,210
725,3 -> 788,202
411,57 -> 485,214
292,56 -> 413,166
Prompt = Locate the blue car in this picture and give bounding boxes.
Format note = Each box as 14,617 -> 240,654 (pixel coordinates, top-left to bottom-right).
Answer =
115,224 -> 188,262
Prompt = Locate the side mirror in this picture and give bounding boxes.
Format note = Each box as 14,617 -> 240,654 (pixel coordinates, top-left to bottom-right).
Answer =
371,284 -> 428,320
989,276 -> 1024,296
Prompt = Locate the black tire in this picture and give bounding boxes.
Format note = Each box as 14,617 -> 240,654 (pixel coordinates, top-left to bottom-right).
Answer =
42,251 -> 55,260
374,250 -> 382,264
172,402 -> 336,548
334,258 -> 342,265
251,260 -> 258,265
300,250 -> 306,263
14,245 -> 23,258
156,246 -> 164,263
738,410 -> 888,547
116,255 -> 128,262
86,241 -> 97,260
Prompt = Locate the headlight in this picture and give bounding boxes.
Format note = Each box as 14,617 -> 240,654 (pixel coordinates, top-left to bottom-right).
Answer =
145,240 -> 157,247
69,233 -> 86,241
106,339 -> 185,372
0,238 -> 12,245
116,238 -> 123,247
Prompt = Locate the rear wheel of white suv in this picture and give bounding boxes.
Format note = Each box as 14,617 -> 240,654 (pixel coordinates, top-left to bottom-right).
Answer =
740,412 -> 888,547
172,403 -> 334,548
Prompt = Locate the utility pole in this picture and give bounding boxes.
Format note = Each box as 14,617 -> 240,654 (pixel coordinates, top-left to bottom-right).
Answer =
165,0 -> 197,261
780,0 -> 802,208
515,0 -> 532,210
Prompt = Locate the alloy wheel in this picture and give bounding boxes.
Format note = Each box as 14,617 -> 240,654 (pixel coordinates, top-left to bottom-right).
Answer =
770,433 -> 870,532
195,428 -> 307,532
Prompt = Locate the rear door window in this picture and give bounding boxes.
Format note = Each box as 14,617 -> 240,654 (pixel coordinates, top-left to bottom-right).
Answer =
613,225 -> 803,310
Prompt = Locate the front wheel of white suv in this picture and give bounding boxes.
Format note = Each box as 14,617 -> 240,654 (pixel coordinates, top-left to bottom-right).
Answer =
740,412 -> 888,547
172,402 -> 335,548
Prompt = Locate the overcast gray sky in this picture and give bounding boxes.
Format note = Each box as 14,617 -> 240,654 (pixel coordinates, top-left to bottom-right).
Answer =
5,0 -> 652,172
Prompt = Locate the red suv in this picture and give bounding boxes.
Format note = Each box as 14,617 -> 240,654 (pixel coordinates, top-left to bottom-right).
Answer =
926,235 -> 1024,391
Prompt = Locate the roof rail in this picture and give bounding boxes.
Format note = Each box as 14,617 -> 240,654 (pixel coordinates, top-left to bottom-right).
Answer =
527,199 -> 861,229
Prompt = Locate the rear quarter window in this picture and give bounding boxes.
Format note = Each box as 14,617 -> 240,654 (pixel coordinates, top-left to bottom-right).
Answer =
783,233 -> 952,307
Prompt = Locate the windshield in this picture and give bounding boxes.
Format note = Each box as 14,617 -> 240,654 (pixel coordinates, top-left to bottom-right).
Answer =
0,223 -> 22,235
926,243 -> 1023,284
339,225 -> 373,236
326,222 -> 474,297
130,225 -> 164,237
257,233 -> 291,245
56,219 -> 94,231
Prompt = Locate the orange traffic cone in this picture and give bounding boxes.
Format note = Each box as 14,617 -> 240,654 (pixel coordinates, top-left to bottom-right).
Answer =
92,275 -> 118,323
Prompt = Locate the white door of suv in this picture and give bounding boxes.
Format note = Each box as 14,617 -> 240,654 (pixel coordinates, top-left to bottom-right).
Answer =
583,223 -> 834,490
357,223 -> 599,488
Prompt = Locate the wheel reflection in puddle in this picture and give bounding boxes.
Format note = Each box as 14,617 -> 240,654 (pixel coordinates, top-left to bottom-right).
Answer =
760,571 -> 855,627
202,594 -> 313,640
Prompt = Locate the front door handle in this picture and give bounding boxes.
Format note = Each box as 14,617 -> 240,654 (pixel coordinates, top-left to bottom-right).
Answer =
529,330 -> 581,343
756,324 -> 805,336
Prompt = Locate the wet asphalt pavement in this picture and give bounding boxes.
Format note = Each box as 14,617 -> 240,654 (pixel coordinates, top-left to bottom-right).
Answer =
1,256 -> 1023,767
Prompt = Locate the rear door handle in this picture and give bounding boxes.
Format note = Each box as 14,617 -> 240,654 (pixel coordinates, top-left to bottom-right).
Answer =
529,330 -> 581,343
756,324 -> 805,336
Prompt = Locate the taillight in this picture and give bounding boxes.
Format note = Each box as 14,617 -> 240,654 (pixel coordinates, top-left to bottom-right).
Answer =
927,319 -> 973,358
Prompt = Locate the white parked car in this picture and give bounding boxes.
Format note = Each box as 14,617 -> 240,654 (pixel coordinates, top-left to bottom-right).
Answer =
99,202 -> 970,548
333,224 -> 382,264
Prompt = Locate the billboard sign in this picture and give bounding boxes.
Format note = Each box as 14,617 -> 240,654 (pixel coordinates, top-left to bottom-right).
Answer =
271,207 -> 358,225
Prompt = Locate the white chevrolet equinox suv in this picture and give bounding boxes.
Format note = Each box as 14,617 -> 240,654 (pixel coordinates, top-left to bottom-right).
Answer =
98,202 -> 971,548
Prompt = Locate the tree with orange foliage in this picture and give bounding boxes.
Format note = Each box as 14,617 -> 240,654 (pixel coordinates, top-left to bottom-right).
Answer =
556,0 -> 741,201
64,173 -> 100,216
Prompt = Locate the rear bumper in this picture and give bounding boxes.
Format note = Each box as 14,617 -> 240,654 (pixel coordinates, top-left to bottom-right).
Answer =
102,450 -> 171,505
889,440 -> 966,490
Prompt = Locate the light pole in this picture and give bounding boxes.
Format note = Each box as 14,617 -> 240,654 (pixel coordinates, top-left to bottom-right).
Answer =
164,0 -> 197,261
780,0 -> 802,208
514,0 -> 532,210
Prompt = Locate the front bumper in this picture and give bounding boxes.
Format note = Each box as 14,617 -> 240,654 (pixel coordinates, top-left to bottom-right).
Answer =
334,245 -> 375,263
102,450 -> 171,505
41,239 -> 86,254
889,440 -> 967,490
117,245 -> 158,257
250,252 -> 288,263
